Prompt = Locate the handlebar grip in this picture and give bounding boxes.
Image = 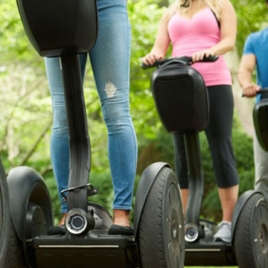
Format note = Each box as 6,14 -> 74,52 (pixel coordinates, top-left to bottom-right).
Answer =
141,55 -> 219,69
141,62 -> 157,70
200,55 -> 219,62
242,88 -> 268,97
257,88 -> 268,94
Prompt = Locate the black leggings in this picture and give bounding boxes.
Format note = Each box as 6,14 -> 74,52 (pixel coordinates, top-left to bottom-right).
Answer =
173,85 -> 239,189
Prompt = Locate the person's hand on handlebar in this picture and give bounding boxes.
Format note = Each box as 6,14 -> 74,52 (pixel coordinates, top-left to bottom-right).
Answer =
242,83 -> 260,98
191,49 -> 215,62
142,49 -> 165,65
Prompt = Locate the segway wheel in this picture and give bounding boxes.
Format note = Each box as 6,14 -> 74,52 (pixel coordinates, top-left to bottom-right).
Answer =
3,167 -> 53,268
138,167 -> 184,268
234,193 -> 268,268
3,218 -> 27,268
0,161 -> 10,268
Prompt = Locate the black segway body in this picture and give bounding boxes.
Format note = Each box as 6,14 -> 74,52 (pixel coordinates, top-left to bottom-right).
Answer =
232,91 -> 268,268
253,98 -> 268,151
151,59 -> 209,133
149,58 -> 268,267
151,58 -> 209,229
147,57 -> 241,266
3,0 -> 185,267
16,0 -> 98,57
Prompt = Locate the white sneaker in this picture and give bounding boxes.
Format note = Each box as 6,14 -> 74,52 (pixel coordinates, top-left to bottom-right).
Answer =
214,221 -> 232,243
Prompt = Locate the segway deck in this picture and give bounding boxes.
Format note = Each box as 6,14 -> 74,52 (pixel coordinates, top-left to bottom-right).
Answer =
29,232 -> 138,268
185,241 -> 236,266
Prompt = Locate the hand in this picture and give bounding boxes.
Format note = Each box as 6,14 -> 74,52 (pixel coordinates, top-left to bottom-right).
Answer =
242,84 -> 260,98
192,49 -> 215,62
142,51 -> 164,65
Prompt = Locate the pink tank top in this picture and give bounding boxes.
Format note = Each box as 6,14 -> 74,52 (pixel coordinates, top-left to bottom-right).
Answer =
168,7 -> 232,86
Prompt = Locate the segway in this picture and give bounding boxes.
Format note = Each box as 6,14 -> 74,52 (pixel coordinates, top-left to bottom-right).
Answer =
232,89 -> 268,268
143,56 -> 268,267
2,0 -> 185,267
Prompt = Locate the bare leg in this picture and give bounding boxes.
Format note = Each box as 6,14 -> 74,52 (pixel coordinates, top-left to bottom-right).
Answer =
181,189 -> 189,216
218,185 -> 239,222
58,213 -> 67,226
113,209 -> 131,227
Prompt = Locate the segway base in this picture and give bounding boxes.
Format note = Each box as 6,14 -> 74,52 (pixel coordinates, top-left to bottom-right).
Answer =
29,232 -> 139,268
185,241 -> 236,266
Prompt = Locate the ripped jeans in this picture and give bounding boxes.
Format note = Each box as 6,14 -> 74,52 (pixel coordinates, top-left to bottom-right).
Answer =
45,0 -> 137,213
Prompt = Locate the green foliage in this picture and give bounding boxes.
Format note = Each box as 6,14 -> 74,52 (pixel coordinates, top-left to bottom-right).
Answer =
0,0 -> 38,62
232,0 -> 268,55
0,63 -> 51,171
129,1 -> 167,140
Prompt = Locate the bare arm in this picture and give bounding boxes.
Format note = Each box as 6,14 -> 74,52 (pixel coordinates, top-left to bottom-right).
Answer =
142,9 -> 170,65
238,54 -> 260,97
211,0 -> 237,54
192,0 -> 237,61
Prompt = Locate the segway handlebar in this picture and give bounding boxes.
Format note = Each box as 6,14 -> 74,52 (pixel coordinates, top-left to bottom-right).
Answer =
141,55 -> 219,69
241,88 -> 268,97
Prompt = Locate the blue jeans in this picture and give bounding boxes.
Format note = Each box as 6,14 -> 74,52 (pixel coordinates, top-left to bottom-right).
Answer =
45,0 -> 137,213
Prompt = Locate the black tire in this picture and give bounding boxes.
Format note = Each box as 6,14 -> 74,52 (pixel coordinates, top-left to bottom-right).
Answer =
234,193 -> 268,268
138,167 -> 185,268
3,167 -> 53,268
0,161 -> 10,267
3,218 -> 27,268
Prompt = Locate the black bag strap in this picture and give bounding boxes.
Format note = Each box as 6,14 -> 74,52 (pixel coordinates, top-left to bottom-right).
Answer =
211,9 -> 220,29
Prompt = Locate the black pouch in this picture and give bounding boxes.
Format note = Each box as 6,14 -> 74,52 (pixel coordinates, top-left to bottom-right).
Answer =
151,60 -> 209,133
253,98 -> 268,151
